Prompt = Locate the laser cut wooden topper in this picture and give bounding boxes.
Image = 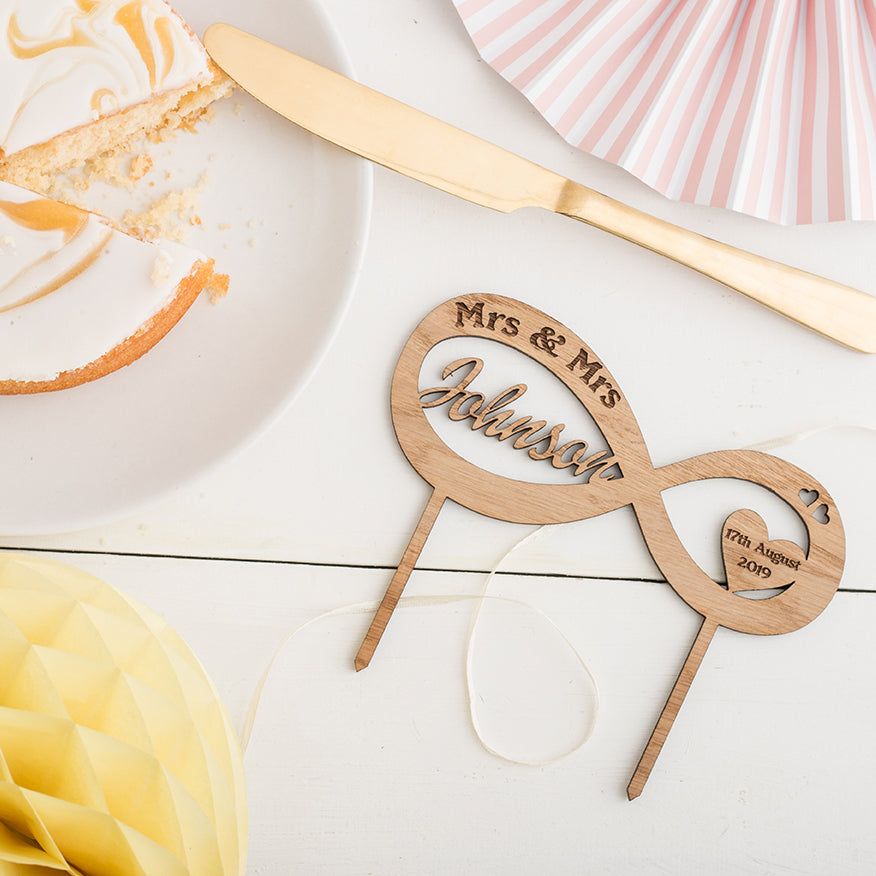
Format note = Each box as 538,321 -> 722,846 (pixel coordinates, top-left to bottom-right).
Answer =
356,293 -> 846,798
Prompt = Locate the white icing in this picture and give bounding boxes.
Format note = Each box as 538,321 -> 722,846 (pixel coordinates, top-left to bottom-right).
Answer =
0,179 -> 205,382
0,0 -> 212,156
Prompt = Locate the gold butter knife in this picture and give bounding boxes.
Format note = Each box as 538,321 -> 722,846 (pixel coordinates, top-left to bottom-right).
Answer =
205,22 -> 876,353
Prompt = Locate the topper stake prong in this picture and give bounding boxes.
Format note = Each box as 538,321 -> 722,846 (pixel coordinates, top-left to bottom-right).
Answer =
627,616 -> 718,799
356,489 -> 446,671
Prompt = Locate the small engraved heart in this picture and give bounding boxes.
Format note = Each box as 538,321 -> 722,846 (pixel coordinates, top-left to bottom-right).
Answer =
721,510 -> 806,595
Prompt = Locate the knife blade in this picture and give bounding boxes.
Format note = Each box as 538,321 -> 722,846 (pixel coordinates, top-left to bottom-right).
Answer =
204,22 -> 876,353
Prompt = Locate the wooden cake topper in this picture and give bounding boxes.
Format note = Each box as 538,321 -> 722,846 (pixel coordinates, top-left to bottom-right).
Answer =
356,293 -> 845,798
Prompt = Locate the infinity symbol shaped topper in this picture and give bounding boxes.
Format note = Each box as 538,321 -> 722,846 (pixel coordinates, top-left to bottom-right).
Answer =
356,293 -> 845,798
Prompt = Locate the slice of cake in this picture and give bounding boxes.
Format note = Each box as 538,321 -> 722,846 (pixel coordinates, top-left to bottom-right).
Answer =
0,2 -> 233,393
0,0 -> 233,192
0,179 -> 218,393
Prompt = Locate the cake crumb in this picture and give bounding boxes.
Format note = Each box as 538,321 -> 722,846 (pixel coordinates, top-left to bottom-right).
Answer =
119,172 -> 212,241
44,179 -> 87,209
151,251 -> 173,285
130,152 -> 153,181
206,272 -> 230,303
46,149 -> 159,194
218,222 -> 231,231
180,105 -> 216,134
124,188 -> 199,241
248,239 -> 258,247
84,150 -> 135,189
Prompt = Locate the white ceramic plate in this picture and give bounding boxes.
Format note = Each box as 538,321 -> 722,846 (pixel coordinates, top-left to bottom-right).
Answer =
0,0 -> 371,535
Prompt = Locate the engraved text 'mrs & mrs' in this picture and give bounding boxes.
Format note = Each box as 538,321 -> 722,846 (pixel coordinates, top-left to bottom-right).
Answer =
455,300 -> 623,410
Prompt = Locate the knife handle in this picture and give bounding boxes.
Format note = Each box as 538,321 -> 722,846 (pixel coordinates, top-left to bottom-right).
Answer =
555,181 -> 876,353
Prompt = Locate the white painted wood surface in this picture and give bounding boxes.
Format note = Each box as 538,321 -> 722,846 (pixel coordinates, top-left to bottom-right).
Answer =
1,1 -> 874,873
26,551 -> 876,875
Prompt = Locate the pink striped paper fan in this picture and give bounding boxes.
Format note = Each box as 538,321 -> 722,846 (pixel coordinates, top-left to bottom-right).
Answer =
453,0 -> 876,224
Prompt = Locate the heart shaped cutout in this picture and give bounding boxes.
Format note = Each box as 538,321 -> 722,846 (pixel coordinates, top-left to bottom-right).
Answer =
799,488 -> 819,506
812,503 -> 830,524
721,510 -> 806,595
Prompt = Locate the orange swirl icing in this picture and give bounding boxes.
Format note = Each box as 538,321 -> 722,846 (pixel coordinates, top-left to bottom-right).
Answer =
6,2 -> 182,132
154,14 -> 176,83
115,3 -> 160,90
90,87 -> 120,116
0,197 -> 110,310
6,11 -> 95,59
0,197 -> 87,240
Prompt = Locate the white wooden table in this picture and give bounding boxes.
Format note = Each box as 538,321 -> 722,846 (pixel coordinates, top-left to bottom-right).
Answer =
3,1 -> 875,872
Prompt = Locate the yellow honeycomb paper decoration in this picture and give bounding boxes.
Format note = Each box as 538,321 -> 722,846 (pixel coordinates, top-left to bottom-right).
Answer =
0,553 -> 247,875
